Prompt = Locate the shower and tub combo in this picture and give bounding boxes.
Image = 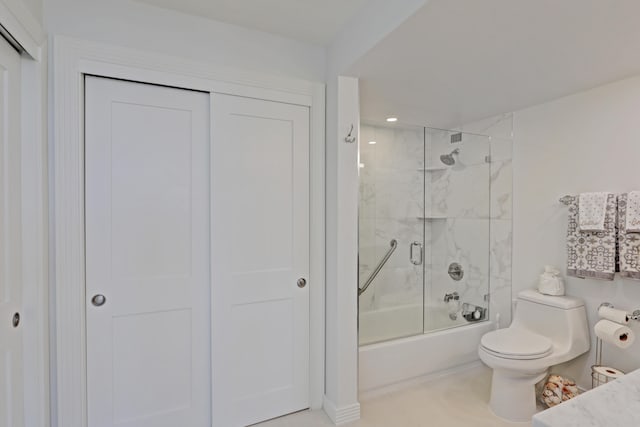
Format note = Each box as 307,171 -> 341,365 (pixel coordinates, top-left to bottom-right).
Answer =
358,123 -> 512,394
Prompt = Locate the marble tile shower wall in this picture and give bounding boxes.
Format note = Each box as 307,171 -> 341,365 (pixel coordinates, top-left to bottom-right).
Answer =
359,125 -> 425,312
359,114 -> 513,328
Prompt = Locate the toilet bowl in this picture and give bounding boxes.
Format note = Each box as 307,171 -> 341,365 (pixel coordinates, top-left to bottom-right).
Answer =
478,290 -> 590,422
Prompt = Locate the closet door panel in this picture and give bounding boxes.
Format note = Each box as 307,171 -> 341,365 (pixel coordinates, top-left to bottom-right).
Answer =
211,93 -> 310,426
85,76 -> 211,427
0,35 -> 24,427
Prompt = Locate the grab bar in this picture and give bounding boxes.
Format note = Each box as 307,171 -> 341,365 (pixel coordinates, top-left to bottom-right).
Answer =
358,239 -> 398,296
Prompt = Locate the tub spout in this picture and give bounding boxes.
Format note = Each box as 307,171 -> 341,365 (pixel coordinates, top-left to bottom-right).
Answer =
445,292 -> 461,320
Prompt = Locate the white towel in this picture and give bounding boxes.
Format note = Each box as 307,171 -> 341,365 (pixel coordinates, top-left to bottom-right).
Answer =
567,194 -> 617,280
618,194 -> 640,280
625,191 -> 640,232
578,192 -> 609,232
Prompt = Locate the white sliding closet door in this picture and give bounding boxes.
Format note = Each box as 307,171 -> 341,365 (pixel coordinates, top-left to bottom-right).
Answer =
85,76 -> 210,427
0,35 -> 24,427
211,93 -> 310,426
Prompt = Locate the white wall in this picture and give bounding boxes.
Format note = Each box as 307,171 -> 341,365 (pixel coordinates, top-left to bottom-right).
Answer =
513,75 -> 640,388
23,0 -> 41,22
44,0 -> 326,82
324,76 -> 361,424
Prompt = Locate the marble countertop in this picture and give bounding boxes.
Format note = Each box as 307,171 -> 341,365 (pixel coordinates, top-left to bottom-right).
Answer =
532,369 -> 640,427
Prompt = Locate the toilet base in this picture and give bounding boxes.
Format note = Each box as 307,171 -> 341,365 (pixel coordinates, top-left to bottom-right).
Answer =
489,368 -> 548,422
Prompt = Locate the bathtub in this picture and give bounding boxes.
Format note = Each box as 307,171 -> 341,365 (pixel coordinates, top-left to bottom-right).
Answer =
359,304 -> 471,345
359,304 -> 495,394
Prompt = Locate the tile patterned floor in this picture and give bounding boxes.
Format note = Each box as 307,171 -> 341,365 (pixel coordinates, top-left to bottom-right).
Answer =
256,366 -> 536,427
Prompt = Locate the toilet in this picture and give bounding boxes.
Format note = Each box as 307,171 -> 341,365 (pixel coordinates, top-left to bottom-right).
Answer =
478,289 -> 590,422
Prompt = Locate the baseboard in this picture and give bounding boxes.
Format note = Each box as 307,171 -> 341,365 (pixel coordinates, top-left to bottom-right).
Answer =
359,360 -> 485,401
322,395 -> 361,425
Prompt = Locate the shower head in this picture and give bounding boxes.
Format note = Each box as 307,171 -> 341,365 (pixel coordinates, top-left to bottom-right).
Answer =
440,148 -> 460,166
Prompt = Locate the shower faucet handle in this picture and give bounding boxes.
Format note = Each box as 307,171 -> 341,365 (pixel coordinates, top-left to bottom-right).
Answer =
448,262 -> 464,281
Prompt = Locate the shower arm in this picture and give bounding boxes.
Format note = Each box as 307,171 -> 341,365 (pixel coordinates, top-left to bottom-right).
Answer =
358,239 -> 398,296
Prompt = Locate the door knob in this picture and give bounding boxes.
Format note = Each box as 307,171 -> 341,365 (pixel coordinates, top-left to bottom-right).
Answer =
12,312 -> 20,328
91,294 -> 106,307
297,278 -> 307,288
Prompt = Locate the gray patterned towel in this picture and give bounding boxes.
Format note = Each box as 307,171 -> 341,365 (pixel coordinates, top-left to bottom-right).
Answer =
618,194 -> 640,280
567,194 -> 617,280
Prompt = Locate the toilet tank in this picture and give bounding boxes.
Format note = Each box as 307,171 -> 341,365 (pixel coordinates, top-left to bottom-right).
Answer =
512,290 -> 589,355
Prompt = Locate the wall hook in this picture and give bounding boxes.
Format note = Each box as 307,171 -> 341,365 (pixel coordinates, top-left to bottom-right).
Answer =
344,124 -> 356,143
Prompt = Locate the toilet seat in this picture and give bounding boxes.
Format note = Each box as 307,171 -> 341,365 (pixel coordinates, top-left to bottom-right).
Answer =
480,328 -> 552,360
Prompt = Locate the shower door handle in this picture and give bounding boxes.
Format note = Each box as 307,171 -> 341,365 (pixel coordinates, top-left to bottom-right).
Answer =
410,242 -> 423,265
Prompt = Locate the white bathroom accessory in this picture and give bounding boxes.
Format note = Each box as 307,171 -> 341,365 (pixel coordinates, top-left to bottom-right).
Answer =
537,266 -> 565,296
591,365 -> 625,388
597,304 -> 630,324
590,302 -> 638,389
595,302 -> 640,323
478,290 -> 589,422
594,320 -> 635,349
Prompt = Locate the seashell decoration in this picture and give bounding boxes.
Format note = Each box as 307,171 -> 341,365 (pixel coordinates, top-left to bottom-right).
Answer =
540,374 -> 580,407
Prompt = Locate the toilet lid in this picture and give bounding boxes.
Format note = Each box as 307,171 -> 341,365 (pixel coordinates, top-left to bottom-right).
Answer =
481,329 -> 552,360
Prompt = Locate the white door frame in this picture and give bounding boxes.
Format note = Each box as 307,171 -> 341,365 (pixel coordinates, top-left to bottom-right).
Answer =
52,35 -> 326,427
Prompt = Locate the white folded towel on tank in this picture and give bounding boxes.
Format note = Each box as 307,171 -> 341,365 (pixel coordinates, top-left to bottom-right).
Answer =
625,191 -> 640,233
578,192 -> 609,232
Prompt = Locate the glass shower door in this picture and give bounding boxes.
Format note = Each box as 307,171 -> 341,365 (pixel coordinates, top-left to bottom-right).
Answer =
358,123 -> 425,345
424,128 -> 491,332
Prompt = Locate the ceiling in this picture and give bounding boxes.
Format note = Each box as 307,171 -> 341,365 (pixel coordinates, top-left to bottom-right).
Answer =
135,0 -> 370,46
349,0 -> 640,128
134,0 -> 640,128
